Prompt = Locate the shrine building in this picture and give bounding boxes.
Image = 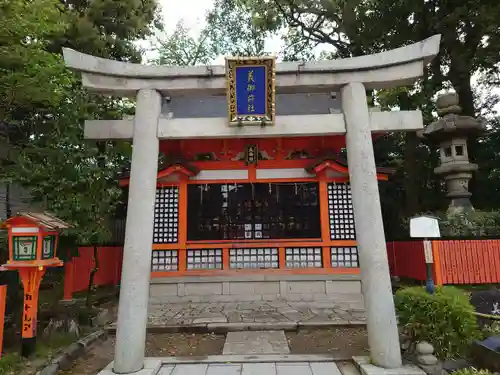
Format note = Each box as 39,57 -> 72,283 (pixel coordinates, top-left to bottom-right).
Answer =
117,93 -> 392,306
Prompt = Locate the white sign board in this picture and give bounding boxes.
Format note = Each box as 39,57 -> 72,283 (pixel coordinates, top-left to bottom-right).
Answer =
410,216 -> 441,239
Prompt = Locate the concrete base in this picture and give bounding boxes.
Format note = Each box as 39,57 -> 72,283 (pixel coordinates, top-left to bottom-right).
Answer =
149,274 -> 364,307
353,356 -> 425,375
99,359 -> 162,375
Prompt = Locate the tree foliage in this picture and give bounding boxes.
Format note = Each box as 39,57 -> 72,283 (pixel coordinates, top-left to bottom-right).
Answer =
1,0 -> 159,247
0,0 -> 70,122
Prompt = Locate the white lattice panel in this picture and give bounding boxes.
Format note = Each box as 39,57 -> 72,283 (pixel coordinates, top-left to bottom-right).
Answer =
331,247 -> 359,268
153,187 -> 179,244
229,248 -> 279,269
151,250 -> 178,271
327,183 -> 356,240
187,249 -> 223,270
285,247 -> 322,268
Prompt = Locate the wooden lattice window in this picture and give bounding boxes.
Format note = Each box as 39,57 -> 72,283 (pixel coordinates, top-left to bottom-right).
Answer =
327,183 -> 356,240
285,247 -> 322,268
153,187 -> 179,244
187,249 -> 223,270
229,248 -> 279,269
330,247 -> 359,268
151,250 -> 179,271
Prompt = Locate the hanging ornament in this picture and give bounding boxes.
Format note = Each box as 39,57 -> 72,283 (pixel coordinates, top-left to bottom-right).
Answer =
269,183 -> 272,194
294,183 -> 298,195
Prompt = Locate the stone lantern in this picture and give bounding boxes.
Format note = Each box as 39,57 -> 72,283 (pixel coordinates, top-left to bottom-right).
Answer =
421,92 -> 486,214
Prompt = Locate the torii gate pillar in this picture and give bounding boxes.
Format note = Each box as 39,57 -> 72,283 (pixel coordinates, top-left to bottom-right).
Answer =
343,82 -> 401,367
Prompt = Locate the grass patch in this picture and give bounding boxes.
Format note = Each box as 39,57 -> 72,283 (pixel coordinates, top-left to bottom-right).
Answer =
0,353 -> 22,375
36,332 -> 78,358
0,332 -> 80,375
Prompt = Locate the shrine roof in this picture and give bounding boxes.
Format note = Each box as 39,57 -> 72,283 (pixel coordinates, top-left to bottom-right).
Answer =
0,211 -> 71,230
119,159 -> 199,185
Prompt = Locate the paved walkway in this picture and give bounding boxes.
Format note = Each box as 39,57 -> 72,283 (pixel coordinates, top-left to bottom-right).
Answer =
143,301 -> 366,328
158,361 -> 344,375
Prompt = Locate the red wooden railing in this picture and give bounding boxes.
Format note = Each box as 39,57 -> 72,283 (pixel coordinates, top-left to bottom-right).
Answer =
63,246 -> 122,300
387,239 -> 500,285
432,240 -> 500,284
386,241 -> 427,281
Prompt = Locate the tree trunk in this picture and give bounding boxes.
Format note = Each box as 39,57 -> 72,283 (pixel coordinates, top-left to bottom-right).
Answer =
5,183 -> 11,218
403,132 -> 420,215
398,92 -> 421,215
86,245 -> 99,308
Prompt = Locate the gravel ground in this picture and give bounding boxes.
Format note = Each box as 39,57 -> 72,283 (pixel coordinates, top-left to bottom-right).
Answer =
286,327 -> 369,358
62,333 -> 225,375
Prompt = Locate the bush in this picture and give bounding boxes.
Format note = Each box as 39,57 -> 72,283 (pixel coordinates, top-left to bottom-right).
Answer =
395,286 -> 480,359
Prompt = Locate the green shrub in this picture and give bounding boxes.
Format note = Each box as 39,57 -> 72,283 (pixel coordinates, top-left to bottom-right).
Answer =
451,369 -> 493,375
395,286 -> 480,359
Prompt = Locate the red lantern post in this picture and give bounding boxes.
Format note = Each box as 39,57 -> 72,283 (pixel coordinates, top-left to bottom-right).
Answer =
0,212 -> 71,357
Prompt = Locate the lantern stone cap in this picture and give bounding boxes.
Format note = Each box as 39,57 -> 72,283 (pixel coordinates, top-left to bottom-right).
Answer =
0,212 -> 71,230
422,92 -> 486,141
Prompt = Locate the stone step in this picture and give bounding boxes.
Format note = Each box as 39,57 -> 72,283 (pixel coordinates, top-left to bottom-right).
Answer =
223,330 -> 290,355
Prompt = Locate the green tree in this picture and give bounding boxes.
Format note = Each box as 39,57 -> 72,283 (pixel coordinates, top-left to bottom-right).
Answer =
0,0 -> 70,122
153,21 -> 216,66
1,0 -> 161,308
53,0 -> 162,62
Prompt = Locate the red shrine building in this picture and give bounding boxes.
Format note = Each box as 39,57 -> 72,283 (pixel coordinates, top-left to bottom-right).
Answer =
119,111 -> 392,304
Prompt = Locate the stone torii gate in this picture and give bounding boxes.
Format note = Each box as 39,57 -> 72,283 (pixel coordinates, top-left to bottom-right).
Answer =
63,34 -> 441,375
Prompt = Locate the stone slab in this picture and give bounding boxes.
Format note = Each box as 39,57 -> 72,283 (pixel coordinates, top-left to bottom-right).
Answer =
136,301 -> 367,331
223,330 -> 290,355
242,363 -> 277,375
155,362 -> 345,375
276,362 -> 313,375
160,354 -> 337,364
353,356 -> 425,375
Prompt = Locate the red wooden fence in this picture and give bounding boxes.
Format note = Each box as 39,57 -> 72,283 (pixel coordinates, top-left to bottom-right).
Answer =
387,240 -> 500,285
63,246 -> 123,300
386,241 -> 427,281
433,240 -> 500,284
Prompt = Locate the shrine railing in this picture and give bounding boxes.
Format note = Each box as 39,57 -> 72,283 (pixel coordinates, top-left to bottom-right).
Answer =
151,241 -> 360,277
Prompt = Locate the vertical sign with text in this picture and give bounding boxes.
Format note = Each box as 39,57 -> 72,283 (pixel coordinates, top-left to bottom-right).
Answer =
226,57 -> 276,126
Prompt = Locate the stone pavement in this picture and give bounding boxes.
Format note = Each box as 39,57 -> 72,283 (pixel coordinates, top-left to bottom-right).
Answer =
141,301 -> 366,329
158,361 -> 344,375
223,331 -> 290,354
